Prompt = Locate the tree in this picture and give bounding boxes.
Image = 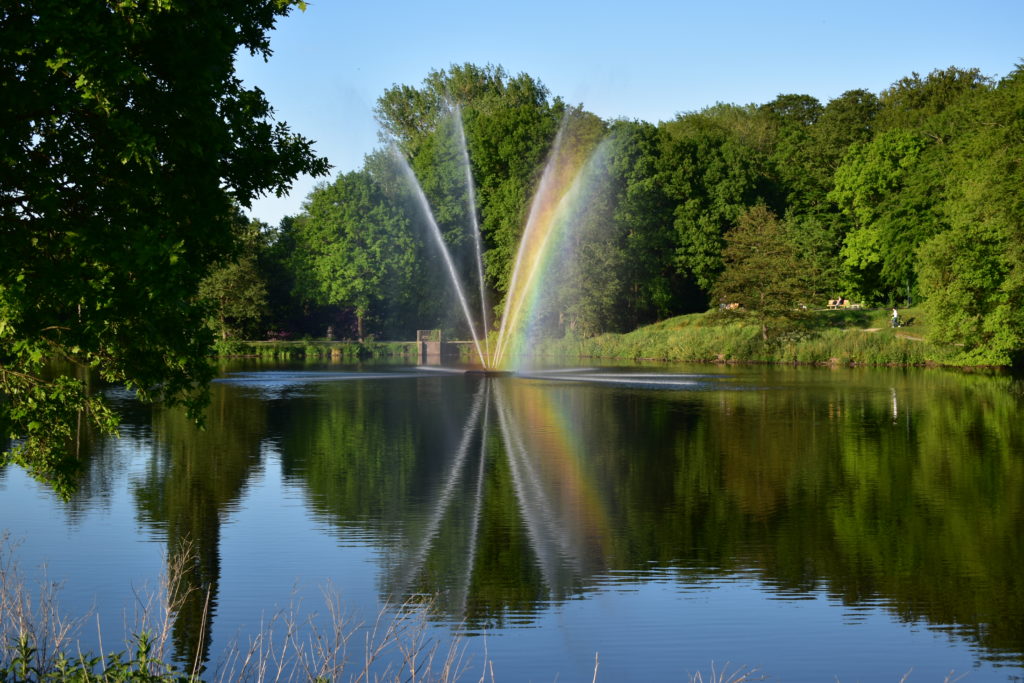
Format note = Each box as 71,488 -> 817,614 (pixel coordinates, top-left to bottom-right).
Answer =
828,130 -> 931,302
0,1 -> 329,492
375,64 -> 564,304
813,89 -> 882,168
711,206 -> 811,341
876,66 -> 992,133
660,104 -> 779,294
198,219 -> 269,342
290,163 -> 419,341
608,120 -> 697,324
759,94 -> 824,213
916,65 -> 1024,365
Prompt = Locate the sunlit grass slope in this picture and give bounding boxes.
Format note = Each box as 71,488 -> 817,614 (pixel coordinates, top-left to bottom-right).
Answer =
534,307 -> 972,367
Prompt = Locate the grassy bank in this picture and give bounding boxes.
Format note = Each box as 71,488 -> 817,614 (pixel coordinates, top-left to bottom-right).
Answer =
534,307 -> 970,368
212,306 -> 1002,369
212,339 -> 419,361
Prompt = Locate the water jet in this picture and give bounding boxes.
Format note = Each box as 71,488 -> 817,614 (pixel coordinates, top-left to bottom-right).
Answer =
398,108 -> 612,371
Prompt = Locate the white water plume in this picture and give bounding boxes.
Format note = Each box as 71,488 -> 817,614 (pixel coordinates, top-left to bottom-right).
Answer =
453,105 -> 491,363
391,146 -> 487,365
491,121 -> 570,368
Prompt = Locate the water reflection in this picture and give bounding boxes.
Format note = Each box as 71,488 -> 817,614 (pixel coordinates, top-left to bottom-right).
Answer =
131,381 -> 268,670
382,377 -> 624,617
13,364 -> 1021,674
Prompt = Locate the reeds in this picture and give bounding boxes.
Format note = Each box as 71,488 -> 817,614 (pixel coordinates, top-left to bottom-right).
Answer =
688,662 -> 765,683
212,588 -> 473,683
0,534 -> 477,682
0,532 -> 86,679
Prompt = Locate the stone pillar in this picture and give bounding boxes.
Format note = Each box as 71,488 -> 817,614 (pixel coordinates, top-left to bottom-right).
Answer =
417,330 -> 442,363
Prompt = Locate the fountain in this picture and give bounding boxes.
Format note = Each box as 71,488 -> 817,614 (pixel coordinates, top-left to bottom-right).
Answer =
396,107 -> 613,373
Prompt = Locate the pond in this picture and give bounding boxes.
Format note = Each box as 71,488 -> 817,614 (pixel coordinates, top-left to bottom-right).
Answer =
1,361 -> 1023,681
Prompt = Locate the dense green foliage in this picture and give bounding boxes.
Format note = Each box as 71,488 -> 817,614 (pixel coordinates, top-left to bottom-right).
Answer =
197,219 -> 270,342
5,42 -> 1024,493
0,0 -> 328,490
711,205 -> 813,341
249,61 -> 1022,367
1,632 -> 187,682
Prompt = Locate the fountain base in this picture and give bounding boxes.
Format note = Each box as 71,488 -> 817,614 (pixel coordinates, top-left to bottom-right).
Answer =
464,370 -> 514,378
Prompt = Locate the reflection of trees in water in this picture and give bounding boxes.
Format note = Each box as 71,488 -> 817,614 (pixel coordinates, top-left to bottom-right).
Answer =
91,367 -> 1024,667
384,380 -> 611,619
281,369 -> 1024,662
662,369 -> 1024,662
131,382 -> 267,672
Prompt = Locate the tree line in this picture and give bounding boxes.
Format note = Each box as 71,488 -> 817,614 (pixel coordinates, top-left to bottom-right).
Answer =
213,62 -> 1023,366
3,8 -> 1021,489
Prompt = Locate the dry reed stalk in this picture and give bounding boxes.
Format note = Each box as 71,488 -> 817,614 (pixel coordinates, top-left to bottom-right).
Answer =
126,537 -> 201,674
211,590 -> 474,682
1,532 -> 501,682
689,661 -> 765,683
0,531 -> 88,675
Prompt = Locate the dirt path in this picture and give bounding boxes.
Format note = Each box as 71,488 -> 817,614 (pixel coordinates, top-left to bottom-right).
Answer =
860,327 -> 924,341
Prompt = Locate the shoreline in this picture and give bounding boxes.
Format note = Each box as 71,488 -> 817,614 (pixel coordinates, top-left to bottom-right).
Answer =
212,309 -> 1017,372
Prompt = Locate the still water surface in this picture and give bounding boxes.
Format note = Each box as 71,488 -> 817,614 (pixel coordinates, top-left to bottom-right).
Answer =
1,362 -> 1023,681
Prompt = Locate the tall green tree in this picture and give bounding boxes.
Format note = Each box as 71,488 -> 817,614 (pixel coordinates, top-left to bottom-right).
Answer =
876,66 -> 993,133
711,205 -> 812,341
759,93 -> 824,214
917,65 -> 1024,365
778,89 -> 882,299
0,0 -> 329,491
198,219 -> 269,341
813,89 -> 882,170
828,129 -> 931,301
375,64 -> 564,306
291,162 -> 419,341
660,104 -> 779,294
608,120 -> 696,324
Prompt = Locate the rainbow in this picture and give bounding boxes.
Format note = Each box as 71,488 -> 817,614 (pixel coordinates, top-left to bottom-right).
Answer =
498,380 -> 615,566
492,124 -> 613,370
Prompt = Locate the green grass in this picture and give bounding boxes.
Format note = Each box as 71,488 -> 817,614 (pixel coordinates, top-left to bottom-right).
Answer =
535,306 -> 968,368
210,305 -> 981,369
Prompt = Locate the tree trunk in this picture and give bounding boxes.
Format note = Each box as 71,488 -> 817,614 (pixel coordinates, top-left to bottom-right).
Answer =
357,314 -> 364,342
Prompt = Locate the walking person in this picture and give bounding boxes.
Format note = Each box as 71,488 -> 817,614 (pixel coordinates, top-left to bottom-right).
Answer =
891,307 -> 899,328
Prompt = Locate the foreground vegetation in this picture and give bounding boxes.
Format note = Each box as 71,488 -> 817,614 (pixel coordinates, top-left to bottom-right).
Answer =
1,535 -> 766,682
1,2 -> 329,491
0,535 -> 473,683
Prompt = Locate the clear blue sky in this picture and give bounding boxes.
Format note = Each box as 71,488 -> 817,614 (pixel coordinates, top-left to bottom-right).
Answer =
235,0 -> 1024,226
